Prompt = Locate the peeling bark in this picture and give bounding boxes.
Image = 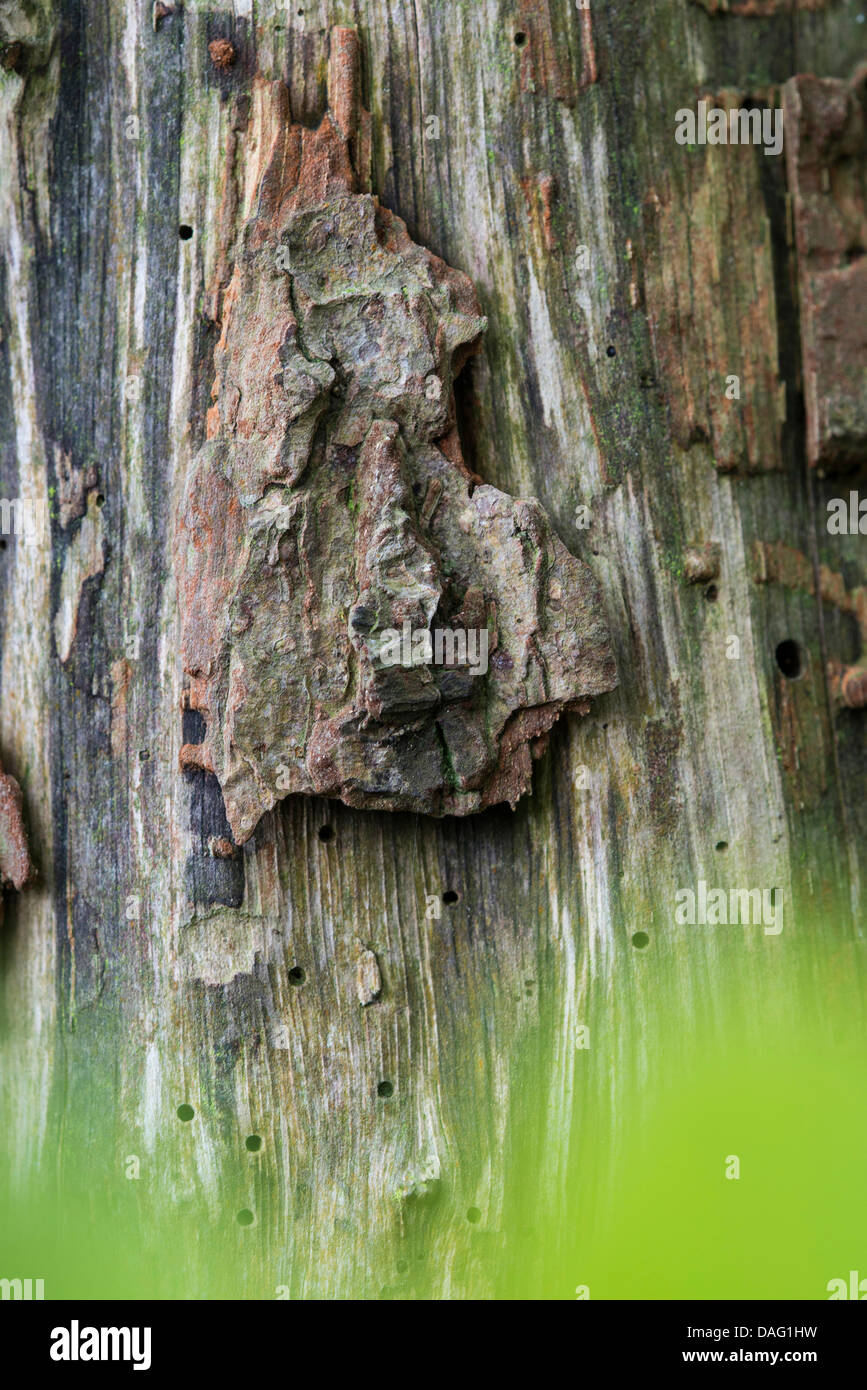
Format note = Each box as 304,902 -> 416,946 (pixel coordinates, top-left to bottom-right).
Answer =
175,38 -> 616,843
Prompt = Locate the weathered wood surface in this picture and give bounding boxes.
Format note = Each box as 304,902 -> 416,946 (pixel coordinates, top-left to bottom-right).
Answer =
1,0 -> 865,1299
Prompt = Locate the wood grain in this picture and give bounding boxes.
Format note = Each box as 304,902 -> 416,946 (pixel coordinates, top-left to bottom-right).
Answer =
1,0 -> 865,1298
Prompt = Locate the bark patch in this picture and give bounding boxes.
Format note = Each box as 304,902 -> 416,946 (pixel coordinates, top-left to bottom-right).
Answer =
174,29 -> 617,844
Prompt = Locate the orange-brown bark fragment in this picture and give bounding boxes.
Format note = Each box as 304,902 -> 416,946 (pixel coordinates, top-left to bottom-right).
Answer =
828,663 -> 867,709
180,743 -> 217,776
208,39 -> 235,71
110,658 -> 134,761
643,92 -> 785,473
783,73 -> 867,472
0,761 -> 33,892
327,27 -> 360,146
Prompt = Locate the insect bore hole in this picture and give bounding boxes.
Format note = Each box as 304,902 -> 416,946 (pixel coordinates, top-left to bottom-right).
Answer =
775,639 -> 805,680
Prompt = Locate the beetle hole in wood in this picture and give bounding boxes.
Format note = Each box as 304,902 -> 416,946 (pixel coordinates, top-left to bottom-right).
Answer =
632,931 -> 649,949
442,889 -> 459,905
317,824 -> 334,843
245,1134 -> 262,1152
288,965 -> 305,985
377,1080 -> 394,1098
606,345 -> 616,358
178,224 -> 193,240
775,639 -> 805,680
704,584 -> 718,603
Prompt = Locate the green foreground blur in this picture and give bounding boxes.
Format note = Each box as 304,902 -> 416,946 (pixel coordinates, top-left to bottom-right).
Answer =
2,910 -> 865,1300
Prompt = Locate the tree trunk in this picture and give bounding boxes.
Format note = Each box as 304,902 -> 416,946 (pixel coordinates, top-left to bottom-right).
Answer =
1,0 -> 865,1301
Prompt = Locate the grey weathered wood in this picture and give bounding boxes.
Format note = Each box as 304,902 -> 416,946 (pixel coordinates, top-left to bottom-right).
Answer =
1,0 -> 865,1299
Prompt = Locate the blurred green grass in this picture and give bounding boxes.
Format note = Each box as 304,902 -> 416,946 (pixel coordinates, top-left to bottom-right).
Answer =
2,914 -> 865,1300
